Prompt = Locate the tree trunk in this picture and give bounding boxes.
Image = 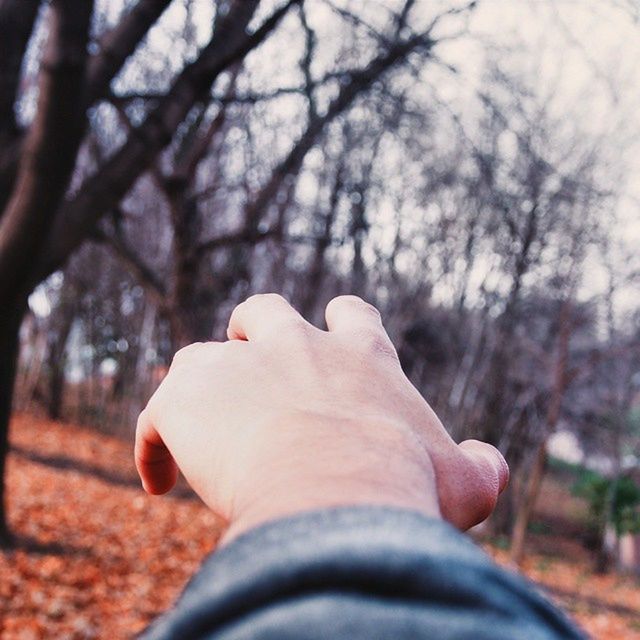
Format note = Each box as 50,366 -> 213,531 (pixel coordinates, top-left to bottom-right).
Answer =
46,306 -> 75,421
595,478 -> 617,574
487,480 -> 516,538
0,302 -> 24,546
48,361 -> 65,421
510,443 -> 547,564
168,312 -> 195,352
509,299 -> 572,563
299,159 -> 343,321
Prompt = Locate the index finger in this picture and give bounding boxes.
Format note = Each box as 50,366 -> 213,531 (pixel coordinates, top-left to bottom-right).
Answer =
227,293 -> 313,341
135,409 -> 178,495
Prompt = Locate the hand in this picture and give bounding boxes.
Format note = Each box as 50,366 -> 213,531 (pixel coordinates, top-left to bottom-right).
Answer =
135,294 -> 508,542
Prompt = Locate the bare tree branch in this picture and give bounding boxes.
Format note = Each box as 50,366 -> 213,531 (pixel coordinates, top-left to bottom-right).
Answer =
112,67 -> 395,109
93,224 -> 167,303
395,0 -> 418,34
299,4 -> 318,121
174,65 -> 240,181
0,0 -> 175,218
42,0 -> 301,278
195,226 -> 344,258
195,227 -> 280,257
242,28 -> 436,231
323,0 -> 389,44
86,0 -> 174,102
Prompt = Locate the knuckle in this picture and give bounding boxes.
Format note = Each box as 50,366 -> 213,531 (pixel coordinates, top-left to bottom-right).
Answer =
330,295 -> 381,319
243,292 -> 286,308
172,342 -> 204,363
329,294 -> 360,306
275,315 -> 309,338
358,329 -> 397,359
261,292 -> 287,303
138,402 -> 157,430
360,300 -> 382,320
172,341 -> 227,368
135,408 -> 148,433
232,294 -> 292,327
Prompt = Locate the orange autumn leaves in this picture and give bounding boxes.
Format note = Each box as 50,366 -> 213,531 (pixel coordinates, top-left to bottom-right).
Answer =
1,414 -> 639,639
2,415 -> 221,639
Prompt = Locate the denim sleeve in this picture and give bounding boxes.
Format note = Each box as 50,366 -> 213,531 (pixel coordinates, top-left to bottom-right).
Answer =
140,506 -> 585,640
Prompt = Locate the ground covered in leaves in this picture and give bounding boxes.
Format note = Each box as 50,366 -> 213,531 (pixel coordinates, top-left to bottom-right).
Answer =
2,415 -> 221,639
1,415 -> 639,638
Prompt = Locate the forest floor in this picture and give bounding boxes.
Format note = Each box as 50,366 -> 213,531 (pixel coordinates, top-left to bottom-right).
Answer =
1,414 -> 639,639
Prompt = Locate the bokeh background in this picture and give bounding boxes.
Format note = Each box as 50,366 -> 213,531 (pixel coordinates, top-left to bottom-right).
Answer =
1,1 -> 639,637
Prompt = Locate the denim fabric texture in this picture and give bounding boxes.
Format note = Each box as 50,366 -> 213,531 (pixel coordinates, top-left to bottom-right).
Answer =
140,506 -> 585,639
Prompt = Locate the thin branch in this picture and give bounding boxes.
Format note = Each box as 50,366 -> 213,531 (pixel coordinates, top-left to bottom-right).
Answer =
424,0 -> 478,36
93,223 -> 167,302
242,28 -> 436,231
322,0 -> 389,44
299,4 -> 318,121
395,0 -> 417,34
86,0 -> 174,103
195,226 -> 344,258
111,69 -> 357,107
195,227 -> 280,257
174,65 -> 241,180
108,91 -> 166,103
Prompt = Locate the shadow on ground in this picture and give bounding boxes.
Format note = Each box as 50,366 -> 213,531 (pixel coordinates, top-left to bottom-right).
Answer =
9,444 -> 197,500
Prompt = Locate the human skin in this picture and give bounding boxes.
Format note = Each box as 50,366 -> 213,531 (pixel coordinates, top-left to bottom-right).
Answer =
135,294 -> 509,544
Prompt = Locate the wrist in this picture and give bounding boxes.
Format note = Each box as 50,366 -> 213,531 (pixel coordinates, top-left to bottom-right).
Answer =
220,413 -> 441,545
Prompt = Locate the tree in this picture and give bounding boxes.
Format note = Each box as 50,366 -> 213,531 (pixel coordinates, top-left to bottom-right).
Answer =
0,0 -> 304,545
0,0 -> 478,544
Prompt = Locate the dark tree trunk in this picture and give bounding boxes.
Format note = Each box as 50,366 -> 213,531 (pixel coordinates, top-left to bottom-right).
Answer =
510,444 -> 547,561
48,358 -> 65,421
46,305 -> 75,421
510,301 -> 572,563
167,310 -> 198,352
487,480 -> 516,538
0,301 -> 24,546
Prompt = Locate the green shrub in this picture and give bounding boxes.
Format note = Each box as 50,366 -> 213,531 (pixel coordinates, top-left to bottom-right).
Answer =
572,471 -> 640,536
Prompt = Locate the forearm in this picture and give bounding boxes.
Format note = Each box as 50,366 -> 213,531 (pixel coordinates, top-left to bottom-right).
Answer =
141,506 -> 585,640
